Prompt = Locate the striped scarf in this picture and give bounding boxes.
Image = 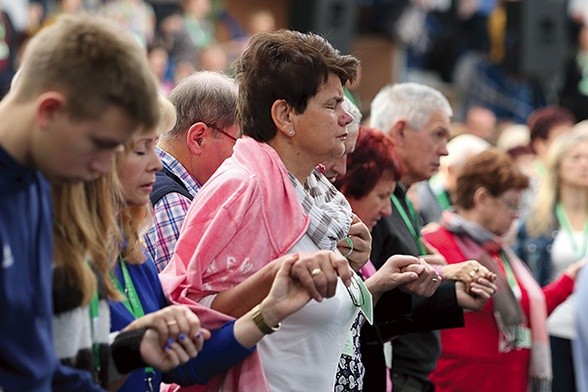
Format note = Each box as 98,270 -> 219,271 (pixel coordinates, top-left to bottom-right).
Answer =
441,211 -> 551,391
288,169 -> 352,250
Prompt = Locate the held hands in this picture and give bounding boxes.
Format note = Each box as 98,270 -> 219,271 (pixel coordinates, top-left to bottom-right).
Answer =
421,241 -> 447,266
233,253 -> 352,348
441,260 -> 496,287
125,305 -> 211,371
456,278 -> 498,312
337,214 -> 371,272
139,328 -> 200,372
257,254 -> 314,327
365,255 -> 421,299
289,250 -> 353,302
399,258 -> 442,297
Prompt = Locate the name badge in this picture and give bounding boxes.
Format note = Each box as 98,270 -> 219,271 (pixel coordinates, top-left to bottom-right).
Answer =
515,326 -> 532,349
341,330 -> 355,357
346,273 -> 374,325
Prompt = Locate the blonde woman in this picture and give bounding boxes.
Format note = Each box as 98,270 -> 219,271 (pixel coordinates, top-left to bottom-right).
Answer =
515,130 -> 588,391
51,98 -> 207,390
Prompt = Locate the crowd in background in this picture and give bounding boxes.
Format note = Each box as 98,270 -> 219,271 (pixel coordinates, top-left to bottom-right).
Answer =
0,0 -> 277,97
3,2 -> 588,392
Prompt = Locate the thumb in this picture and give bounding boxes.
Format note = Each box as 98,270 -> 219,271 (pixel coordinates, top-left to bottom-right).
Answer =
395,271 -> 419,286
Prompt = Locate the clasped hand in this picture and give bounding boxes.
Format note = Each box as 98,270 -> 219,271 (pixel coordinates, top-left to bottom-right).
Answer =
124,305 -> 211,372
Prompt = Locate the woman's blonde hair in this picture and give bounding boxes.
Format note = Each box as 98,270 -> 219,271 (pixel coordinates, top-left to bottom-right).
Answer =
119,95 -> 176,264
526,129 -> 588,236
52,174 -> 122,303
52,95 -> 177,302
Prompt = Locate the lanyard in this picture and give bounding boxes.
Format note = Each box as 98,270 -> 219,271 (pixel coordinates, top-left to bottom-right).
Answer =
435,189 -> 452,211
111,257 -> 155,388
534,160 -> 546,178
111,257 -> 146,318
391,194 -> 427,255
500,252 -> 521,299
555,202 -> 588,259
89,289 -> 102,384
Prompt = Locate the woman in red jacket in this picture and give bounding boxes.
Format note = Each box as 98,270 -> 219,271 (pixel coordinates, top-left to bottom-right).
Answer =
423,149 -> 584,392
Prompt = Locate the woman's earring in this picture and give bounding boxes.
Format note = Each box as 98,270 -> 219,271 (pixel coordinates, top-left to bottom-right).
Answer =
289,129 -> 295,136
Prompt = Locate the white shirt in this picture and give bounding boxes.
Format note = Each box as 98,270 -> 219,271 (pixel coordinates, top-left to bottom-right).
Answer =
548,230 -> 584,339
258,234 -> 358,392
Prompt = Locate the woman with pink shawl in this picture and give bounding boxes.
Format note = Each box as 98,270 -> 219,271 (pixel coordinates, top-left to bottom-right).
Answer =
160,29 -> 368,391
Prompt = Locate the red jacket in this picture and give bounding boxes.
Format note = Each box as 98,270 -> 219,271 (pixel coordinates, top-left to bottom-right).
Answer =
424,226 -> 574,392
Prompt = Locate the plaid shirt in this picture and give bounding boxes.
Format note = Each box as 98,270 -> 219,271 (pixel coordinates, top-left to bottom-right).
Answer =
144,147 -> 201,272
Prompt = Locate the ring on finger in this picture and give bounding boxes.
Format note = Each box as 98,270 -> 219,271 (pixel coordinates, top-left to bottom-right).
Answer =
166,320 -> 178,327
311,268 -> 322,277
469,270 -> 476,277
342,236 -> 354,258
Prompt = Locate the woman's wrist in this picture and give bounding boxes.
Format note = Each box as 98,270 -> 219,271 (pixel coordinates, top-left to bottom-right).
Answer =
433,264 -> 445,279
258,298 -> 282,329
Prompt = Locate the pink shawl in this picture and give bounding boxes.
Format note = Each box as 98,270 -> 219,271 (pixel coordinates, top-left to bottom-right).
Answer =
160,136 -> 310,391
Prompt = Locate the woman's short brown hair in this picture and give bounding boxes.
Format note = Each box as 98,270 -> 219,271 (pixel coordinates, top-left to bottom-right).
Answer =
235,29 -> 360,142
455,149 -> 529,210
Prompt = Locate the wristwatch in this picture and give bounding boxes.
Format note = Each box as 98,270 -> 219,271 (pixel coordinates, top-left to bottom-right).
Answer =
251,304 -> 281,334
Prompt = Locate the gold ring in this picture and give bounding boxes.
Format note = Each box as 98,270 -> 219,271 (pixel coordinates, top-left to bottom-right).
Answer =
166,320 -> 178,327
311,268 -> 322,277
469,270 -> 476,277
432,278 -> 438,283
343,236 -> 354,258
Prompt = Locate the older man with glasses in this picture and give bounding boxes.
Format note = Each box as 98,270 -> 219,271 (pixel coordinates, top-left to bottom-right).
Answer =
145,71 -> 240,271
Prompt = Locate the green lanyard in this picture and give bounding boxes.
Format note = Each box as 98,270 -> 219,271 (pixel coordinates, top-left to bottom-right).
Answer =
110,257 -> 155,388
435,190 -> 452,211
533,160 -> 547,179
555,202 -> 588,259
89,289 -> 101,384
111,257 -> 146,318
500,252 -> 521,299
391,194 -> 427,255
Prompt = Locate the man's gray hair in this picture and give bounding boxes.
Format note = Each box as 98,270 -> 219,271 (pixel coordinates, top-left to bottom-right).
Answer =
162,71 -> 238,140
369,82 -> 452,132
343,96 -> 362,134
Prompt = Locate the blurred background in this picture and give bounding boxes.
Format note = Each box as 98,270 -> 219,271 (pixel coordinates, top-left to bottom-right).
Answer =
1,0 -> 584,129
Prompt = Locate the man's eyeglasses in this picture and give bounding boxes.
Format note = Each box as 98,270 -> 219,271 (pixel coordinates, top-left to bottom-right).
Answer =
346,273 -> 365,308
208,124 -> 238,143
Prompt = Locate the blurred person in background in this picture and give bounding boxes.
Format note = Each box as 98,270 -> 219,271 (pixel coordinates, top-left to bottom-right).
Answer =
515,130 -> 588,391
463,105 -> 498,143
495,123 -> 535,178
425,149 -> 584,392
411,133 -> 490,226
